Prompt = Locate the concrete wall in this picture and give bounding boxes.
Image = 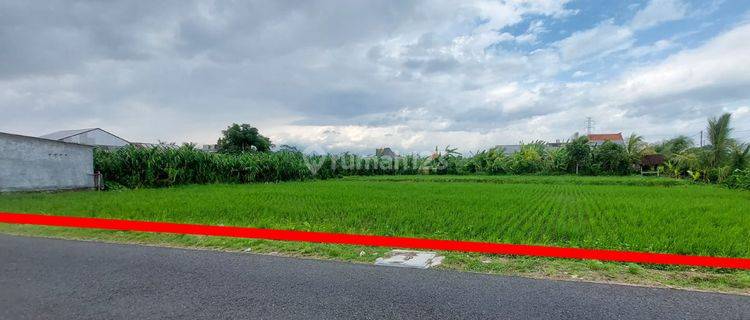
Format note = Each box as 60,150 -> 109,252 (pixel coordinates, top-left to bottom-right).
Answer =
61,128 -> 129,147
0,132 -> 95,192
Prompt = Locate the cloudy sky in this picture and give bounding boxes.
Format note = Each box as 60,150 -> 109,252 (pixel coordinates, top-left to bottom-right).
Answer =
2,0 -> 750,154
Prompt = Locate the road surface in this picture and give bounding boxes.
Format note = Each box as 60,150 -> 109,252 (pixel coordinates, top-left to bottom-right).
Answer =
0,234 -> 748,319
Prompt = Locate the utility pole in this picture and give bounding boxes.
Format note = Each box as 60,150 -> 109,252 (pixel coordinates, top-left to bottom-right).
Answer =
585,117 -> 594,135
700,130 -> 703,147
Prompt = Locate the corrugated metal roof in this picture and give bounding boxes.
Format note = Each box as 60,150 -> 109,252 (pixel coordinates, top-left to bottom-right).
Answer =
0,131 -> 94,148
376,147 -> 398,157
39,128 -> 97,140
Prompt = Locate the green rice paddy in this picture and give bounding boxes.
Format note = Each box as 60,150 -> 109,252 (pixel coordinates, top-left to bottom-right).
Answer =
1,175 -> 748,257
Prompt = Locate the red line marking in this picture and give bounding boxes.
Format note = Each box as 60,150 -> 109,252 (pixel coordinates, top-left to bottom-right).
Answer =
1,212 -> 749,270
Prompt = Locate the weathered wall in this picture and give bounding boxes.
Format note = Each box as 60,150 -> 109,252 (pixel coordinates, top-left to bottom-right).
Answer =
0,132 -> 95,192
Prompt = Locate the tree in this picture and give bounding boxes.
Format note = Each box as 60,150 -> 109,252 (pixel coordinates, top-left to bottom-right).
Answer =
217,124 -> 273,154
592,141 -> 630,175
707,113 -> 733,168
654,135 -> 693,158
729,142 -> 749,170
545,147 -> 568,174
625,133 -> 646,165
508,142 -> 545,174
670,148 -> 702,175
564,136 -> 591,174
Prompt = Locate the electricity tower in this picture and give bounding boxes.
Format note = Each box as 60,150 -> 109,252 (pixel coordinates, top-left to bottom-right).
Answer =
585,117 -> 595,135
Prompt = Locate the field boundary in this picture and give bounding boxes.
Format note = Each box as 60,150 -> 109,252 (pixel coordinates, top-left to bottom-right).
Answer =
1,212 -> 749,270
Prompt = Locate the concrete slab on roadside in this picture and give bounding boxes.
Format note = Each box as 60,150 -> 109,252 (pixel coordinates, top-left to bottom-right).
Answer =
375,250 -> 444,269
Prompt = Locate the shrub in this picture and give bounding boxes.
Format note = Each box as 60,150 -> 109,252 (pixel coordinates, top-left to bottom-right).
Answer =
564,136 -> 591,174
722,169 -> 750,190
591,141 -> 630,175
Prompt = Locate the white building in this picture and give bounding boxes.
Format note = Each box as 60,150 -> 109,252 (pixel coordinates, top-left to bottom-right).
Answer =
1,132 -> 96,192
40,128 -> 130,148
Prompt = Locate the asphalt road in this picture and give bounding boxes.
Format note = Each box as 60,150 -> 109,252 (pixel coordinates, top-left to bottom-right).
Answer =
0,235 -> 748,319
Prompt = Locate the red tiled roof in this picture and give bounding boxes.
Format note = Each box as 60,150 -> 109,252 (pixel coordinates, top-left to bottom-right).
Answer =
586,133 -> 624,142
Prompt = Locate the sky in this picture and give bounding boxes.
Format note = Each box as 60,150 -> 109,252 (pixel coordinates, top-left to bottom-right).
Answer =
2,0 -> 750,155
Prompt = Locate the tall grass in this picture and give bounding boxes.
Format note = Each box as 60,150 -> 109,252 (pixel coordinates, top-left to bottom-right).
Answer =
95,145 -> 312,188
94,145 -> 748,190
95,147 -> 442,188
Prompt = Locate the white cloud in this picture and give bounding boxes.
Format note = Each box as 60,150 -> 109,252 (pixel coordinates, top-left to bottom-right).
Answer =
471,0 -> 573,33
571,70 -> 588,78
1,0 -> 748,153
515,20 -> 548,43
554,21 -> 634,62
630,0 -> 688,30
627,39 -> 676,58
607,22 -> 750,108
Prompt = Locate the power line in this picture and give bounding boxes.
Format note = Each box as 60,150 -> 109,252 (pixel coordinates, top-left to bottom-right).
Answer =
646,132 -> 700,139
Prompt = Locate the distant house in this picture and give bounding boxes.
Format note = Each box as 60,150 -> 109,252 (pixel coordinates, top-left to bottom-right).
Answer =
375,147 -> 397,158
40,128 -> 129,148
496,145 -> 522,155
586,133 -> 625,146
546,140 -> 566,148
202,144 -> 218,153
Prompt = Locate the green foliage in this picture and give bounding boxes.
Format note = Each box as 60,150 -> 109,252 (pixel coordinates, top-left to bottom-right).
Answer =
94,140 -> 657,189
729,143 -> 749,170
722,169 -> 750,190
625,133 -> 646,164
545,147 -> 569,173
91,112 -> 746,190
423,145 -> 462,175
655,135 -> 694,158
94,145 -> 311,188
651,112 -> 746,186
687,170 -> 701,182
707,113 -> 733,167
508,142 -> 545,174
563,136 -> 591,174
462,147 -> 509,174
217,123 -> 273,154
591,141 -> 630,175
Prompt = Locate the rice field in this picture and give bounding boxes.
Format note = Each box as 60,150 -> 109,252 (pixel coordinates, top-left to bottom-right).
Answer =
1,175 -> 748,257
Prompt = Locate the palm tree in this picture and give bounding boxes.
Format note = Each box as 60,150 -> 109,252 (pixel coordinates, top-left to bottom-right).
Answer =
625,133 -> 645,164
707,113 -> 733,168
729,142 -> 749,170
655,135 -> 693,158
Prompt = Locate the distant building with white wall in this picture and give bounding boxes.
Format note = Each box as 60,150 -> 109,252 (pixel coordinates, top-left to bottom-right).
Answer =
40,128 -> 129,148
202,144 -> 218,152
